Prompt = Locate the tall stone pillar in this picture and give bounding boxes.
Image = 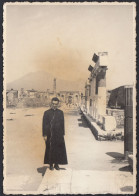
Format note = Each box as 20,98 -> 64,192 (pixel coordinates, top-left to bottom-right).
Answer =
85,84 -> 87,112
91,77 -> 97,119
96,67 -> 107,121
124,86 -> 133,159
53,78 -> 56,93
85,83 -> 90,113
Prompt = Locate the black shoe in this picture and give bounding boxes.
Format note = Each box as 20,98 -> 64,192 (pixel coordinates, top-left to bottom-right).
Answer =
49,164 -> 54,170
54,164 -> 60,170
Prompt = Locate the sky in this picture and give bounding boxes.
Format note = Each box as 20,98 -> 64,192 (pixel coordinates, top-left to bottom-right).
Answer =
4,3 -> 136,90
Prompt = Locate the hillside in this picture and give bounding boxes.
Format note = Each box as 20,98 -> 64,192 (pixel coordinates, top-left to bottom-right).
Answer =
7,71 -> 85,92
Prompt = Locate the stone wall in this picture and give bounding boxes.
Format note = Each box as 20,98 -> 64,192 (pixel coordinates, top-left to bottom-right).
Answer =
106,108 -> 124,128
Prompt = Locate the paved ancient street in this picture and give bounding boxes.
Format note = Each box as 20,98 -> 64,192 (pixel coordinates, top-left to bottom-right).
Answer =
4,106 -> 134,194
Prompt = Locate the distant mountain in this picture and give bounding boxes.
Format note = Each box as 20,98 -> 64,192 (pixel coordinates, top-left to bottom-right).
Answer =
7,71 -> 85,92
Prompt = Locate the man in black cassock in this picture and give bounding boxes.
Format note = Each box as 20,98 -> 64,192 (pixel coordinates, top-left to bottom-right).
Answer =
42,97 -> 68,170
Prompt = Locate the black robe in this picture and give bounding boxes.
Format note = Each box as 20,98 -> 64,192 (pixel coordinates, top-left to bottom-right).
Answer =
42,108 -> 68,165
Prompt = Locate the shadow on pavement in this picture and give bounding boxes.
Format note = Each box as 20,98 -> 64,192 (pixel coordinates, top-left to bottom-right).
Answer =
106,152 -> 129,164
37,166 -> 66,176
119,165 -> 133,173
120,186 -> 133,192
37,166 -> 48,177
59,168 -> 66,170
78,115 -> 89,128
106,152 -> 124,159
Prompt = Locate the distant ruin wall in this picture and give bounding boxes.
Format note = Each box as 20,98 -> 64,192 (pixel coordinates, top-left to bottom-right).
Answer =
108,86 -> 125,109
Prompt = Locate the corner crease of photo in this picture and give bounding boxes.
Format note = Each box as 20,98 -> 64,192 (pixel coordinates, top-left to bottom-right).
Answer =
3,2 -> 137,195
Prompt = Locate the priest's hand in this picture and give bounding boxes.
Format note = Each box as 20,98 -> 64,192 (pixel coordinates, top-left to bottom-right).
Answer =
43,136 -> 47,141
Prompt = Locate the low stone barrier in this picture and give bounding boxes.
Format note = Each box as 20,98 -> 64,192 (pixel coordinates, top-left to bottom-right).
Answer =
106,108 -> 124,128
81,110 -> 124,141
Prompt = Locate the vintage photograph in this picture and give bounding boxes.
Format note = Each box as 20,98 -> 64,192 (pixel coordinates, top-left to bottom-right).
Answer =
3,2 -> 136,194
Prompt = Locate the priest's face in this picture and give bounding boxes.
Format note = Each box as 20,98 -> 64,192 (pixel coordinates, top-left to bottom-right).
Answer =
51,100 -> 59,110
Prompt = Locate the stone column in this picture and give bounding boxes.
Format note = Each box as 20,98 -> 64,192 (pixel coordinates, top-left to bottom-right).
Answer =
93,96 -> 97,120
124,86 -> 133,159
85,84 -> 88,112
85,83 -> 90,113
91,77 -> 96,119
96,67 -> 107,121
87,85 -> 90,114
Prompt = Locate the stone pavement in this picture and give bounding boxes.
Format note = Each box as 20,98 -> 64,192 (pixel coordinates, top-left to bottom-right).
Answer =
38,168 -> 133,194
38,106 -> 134,194
5,106 -> 135,194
